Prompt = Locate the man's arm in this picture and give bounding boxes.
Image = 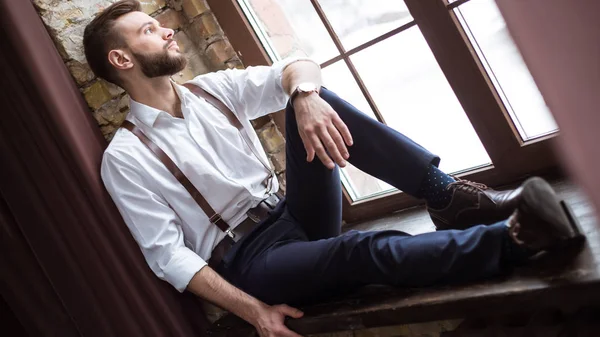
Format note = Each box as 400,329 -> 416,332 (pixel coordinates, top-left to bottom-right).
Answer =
187,267 -> 303,337
281,61 -> 354,170
102,151 -> 302,337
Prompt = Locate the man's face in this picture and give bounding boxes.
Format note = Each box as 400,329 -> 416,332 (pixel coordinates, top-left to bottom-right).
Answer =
114,11 -> 187,78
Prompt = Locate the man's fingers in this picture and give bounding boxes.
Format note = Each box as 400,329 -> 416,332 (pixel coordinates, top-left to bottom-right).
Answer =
310,134 -> 335,169
319,128 -> 346,167
299,131 -> 315,162
327,125 -> 349,160
332,114 -> 353,147
279,304 -> 304,319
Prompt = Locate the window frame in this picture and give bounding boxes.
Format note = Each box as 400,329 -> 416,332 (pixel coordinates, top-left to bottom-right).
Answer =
207,0 -> 558,223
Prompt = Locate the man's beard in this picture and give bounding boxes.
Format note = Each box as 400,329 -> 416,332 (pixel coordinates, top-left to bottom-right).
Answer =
132,48 -> 187,78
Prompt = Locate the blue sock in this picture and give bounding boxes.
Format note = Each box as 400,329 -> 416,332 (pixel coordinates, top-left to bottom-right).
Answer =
417,165 -> 455,209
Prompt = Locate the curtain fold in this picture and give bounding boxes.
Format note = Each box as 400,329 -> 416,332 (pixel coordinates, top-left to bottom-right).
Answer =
0,0 -> 208,335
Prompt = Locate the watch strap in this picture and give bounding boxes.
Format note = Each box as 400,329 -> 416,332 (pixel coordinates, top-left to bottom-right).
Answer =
289,85 -> 319,106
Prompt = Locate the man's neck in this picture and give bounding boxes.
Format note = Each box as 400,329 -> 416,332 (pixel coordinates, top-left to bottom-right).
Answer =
126,76 -> 182,118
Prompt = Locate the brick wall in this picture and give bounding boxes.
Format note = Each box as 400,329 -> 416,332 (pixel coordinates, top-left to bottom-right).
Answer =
32,0 -> 287,190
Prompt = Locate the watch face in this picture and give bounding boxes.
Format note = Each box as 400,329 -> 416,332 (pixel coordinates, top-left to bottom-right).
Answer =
298,82 -> 317,92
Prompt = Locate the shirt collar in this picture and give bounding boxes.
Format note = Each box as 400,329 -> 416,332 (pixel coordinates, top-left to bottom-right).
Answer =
128,80 -> 189,127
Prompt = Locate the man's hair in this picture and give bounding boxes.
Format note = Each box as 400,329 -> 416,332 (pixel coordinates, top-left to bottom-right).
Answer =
83,0 -> 142,85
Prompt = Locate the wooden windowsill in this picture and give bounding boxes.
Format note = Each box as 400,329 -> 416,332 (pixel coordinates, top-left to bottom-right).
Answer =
209,179 -> 600,336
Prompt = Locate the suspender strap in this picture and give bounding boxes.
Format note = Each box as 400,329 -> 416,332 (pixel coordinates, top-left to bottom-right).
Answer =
182,83 -> 242,129
182,83 -> 275,190
121,120 -> 232,234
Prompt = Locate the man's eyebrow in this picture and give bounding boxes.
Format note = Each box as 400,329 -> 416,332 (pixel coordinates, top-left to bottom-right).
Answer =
138,21 -> 155,33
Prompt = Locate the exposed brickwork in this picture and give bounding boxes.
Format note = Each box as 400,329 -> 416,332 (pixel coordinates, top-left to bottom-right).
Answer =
270,150 -> 286,174
67,60 -> 95,86
206,39 -> 238,69
155,8 -> 186,30
173,52 -> 211,83
225,57 -> 245,70
82,80 -> 114,110
139,0 -> 166,15
257,121 -> 285,153
277,172 -> 286,193
189,12 -> 223,47
181,0 -> 209,20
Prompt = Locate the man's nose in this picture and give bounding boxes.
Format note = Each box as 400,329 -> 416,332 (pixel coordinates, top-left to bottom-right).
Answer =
162,27 -> 174,40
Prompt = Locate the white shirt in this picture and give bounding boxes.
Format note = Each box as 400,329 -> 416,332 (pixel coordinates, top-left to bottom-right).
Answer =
101,57 -> 312,292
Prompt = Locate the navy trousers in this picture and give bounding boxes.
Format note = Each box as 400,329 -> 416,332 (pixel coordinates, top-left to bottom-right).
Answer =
216,88 -> 510,305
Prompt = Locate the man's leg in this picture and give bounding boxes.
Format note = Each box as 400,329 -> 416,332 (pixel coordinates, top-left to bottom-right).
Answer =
285,88 -> 439,240
229,176 -> 579,306
286,88 -> 527,233
237,218 -> 512,305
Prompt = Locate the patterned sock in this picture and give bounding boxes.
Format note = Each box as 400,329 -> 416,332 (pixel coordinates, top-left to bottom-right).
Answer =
417,165 -> 456,209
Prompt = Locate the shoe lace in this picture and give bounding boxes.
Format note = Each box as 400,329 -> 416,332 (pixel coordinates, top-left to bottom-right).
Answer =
447,176 -> 489,194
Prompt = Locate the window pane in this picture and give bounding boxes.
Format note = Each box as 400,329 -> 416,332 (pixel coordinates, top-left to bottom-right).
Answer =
317,0 -> 413,50
351,26 -> 491,174
455,0 -> 558,140
238,0 -> 339,63
322,61 -> 394,200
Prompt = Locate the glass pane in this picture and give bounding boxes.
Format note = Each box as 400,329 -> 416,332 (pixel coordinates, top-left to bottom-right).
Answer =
318,0 -> 413,50
322,61 -> 394,200
238,0 -> 339,63
455,0 -> 558,140
322,61 -> 376,120
351,26 -> 491,174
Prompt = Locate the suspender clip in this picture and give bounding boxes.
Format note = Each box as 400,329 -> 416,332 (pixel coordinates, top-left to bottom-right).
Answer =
224,228 -> 236,239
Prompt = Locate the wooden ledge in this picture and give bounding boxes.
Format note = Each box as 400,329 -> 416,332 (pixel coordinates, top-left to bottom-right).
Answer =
208,181 -> 600,336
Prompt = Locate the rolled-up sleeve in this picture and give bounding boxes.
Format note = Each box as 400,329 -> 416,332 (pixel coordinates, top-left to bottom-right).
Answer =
187,57 -> 317,120
101,151 -> 206,292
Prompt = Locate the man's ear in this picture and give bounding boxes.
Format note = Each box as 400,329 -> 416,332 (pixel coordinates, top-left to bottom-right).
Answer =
108,49 -> 133,71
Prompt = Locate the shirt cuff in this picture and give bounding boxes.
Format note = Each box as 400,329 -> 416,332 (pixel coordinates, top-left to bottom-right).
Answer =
274,56 -> 319,95
162,246 -> 207,292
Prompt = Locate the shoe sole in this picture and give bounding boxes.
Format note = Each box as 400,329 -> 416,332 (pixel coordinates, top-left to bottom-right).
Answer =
518,177 -> 585,251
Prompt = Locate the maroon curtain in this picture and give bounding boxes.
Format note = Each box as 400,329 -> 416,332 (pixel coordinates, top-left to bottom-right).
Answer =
495,0 -> 600,217
0,0 -> 208,335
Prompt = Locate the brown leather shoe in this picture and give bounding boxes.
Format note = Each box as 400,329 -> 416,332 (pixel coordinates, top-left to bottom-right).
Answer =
428,177 -> 523,230
506,177 -> 583,252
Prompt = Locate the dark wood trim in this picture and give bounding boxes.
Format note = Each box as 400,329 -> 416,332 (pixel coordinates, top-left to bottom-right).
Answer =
308,0 -> 346,54
447,0 -> 472,10
206,0 -> 272,67
206,0 -> 288,134
320,55 -> 344,69
320,21 -> 417,69
340,21 -> 417,64
308,0 -> 387,124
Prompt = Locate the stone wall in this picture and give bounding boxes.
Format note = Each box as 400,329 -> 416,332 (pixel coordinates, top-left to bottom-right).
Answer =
33,0 -> 287,190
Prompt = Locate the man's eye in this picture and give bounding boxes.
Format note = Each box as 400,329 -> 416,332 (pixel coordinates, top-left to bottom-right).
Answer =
144,27 -> 152,34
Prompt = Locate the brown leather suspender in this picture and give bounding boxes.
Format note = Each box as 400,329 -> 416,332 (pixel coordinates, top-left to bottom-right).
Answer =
182,83 -> 275,190
121,120 -> 237,237
120,83 -> 275,238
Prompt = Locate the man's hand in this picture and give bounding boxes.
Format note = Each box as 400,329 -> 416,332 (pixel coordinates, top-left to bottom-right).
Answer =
253,303 -> 304,337
293,93 -> 353,169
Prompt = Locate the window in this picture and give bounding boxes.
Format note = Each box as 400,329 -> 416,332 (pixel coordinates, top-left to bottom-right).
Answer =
208,0 -> 558,222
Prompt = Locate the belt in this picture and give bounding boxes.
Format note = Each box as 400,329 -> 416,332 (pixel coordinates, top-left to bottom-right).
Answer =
208,191 -> 283,268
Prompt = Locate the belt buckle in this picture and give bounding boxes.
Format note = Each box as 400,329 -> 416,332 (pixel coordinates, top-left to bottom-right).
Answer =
263,193 -> 280,209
